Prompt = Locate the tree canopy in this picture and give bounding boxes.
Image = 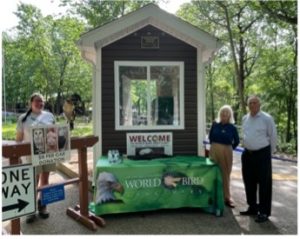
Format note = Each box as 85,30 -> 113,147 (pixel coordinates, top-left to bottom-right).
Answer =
177,0 -> 297,153
2,0 -> 297,154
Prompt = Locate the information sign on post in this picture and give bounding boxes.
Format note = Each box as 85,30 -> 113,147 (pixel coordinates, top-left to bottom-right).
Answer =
2,164 -> 36,221
40,184 -> 65,206
30,124 -> 70,166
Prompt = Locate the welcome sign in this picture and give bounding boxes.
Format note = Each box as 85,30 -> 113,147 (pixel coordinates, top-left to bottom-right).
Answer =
126,132 -> 173,156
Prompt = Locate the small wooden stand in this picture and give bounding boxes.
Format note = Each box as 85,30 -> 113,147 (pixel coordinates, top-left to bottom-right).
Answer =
2,136 -> 105,234
66,137 -> 105,230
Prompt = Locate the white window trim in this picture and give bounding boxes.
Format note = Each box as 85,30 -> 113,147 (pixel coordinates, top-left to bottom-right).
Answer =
115,61 -> 185,130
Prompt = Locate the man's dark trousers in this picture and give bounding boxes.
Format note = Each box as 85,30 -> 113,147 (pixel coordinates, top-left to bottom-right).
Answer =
241,145 -> 272,216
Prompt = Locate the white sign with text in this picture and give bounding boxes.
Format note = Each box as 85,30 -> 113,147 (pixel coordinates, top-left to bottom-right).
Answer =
30,124 -> 70,166
127,132 -> 173,156
2,164 -> 36,221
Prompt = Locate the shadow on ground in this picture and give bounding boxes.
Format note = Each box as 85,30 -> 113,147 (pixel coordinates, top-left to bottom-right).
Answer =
18,153 -> 297,235
20,184 -> 287,235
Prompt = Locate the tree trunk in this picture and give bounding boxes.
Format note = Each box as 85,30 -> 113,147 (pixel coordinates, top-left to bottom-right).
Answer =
285,83 -> 292,143
207,64 -> 215,122
238,37 -> 246,114
55,58 -> 68,114
291,25 -> 297,150
220,3 -> 246,115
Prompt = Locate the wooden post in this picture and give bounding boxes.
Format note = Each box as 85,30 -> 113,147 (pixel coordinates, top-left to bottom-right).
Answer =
2,136 -> 105,234
66,136 -> 106,230
78,147 -> 89,216
2,141 -> 30,235
9,156 -> 22,235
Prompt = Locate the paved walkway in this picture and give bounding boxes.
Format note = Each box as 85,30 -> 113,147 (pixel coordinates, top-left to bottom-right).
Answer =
4,151 -> 298,235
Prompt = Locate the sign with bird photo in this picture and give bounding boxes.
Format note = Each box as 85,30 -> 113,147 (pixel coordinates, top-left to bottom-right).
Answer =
127,132 -> 173,156
30,124 -> 70,166
2,164 -> 36,221
90,156 -> 224,216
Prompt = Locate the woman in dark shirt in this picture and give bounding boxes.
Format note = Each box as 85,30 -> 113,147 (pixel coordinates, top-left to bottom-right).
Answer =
209,105 -> 239,208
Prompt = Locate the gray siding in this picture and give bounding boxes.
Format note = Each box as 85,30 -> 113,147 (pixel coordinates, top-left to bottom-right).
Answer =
102,25 -> 198,155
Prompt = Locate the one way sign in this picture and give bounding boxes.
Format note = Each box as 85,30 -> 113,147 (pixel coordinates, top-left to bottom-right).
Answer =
2,164 -> 36,221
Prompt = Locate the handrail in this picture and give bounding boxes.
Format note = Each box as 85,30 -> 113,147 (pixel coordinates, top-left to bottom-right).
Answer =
203,140 -> 296,163
2,136 -> 98,158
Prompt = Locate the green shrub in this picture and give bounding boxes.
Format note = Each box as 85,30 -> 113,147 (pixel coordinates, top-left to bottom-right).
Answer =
2,122 -> 17,140
2,117 -> 93,140
278,142 -> 297,155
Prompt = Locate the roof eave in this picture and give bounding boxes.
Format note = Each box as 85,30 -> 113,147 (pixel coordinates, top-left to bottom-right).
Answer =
77,4 -> 222,63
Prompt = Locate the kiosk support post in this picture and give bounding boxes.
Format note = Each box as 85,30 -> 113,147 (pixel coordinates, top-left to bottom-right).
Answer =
79,147 -> 89,215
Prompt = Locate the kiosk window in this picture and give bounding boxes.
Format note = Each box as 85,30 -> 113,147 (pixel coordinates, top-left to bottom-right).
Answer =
115,61 -> 184,130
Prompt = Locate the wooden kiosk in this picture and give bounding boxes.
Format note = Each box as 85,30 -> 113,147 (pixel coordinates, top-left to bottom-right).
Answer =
78,3 -> 221,159
78,4 -> 223,216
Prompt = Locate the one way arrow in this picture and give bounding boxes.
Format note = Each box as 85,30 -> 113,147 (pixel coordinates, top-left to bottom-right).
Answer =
2,199 -> 29,212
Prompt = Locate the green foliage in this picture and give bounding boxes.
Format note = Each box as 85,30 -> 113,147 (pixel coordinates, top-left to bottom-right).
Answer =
60,0 -> 159,28
257,0 -> 297,26
278,141 -> 297,156
2,1 -> 297,155
70,123 -> 93,137
2,122 -> 17,140
131,80 -> 148,115
177,0 -> 297,153
3,3 -> 92,114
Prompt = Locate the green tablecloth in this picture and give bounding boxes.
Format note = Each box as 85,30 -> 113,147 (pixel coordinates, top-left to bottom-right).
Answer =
90,156 -> 224,216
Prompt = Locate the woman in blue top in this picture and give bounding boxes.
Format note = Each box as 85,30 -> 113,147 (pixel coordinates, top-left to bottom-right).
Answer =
209,105 -> 239,208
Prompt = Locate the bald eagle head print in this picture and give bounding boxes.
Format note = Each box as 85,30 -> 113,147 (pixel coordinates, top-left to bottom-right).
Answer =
95,172 -> 124,204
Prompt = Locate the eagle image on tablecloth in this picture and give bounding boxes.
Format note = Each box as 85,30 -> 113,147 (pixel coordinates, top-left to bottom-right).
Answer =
95,172 -> 124,204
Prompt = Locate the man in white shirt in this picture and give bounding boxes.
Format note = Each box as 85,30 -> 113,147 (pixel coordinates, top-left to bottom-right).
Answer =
240,95 -> 277,223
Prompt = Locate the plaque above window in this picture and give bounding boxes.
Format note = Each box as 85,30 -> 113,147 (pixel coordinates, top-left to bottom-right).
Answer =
141,36 -> 159,49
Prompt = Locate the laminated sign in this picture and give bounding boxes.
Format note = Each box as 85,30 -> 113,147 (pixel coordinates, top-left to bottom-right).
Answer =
30,124 -> 71,166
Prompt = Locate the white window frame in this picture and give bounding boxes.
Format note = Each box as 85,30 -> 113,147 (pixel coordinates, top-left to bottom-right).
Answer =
115,61 -> 185,130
